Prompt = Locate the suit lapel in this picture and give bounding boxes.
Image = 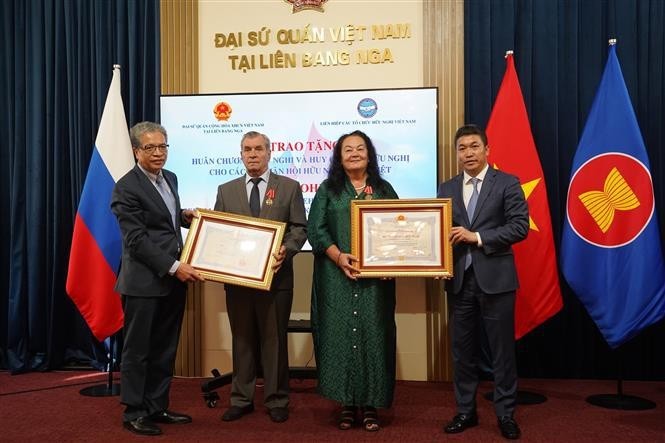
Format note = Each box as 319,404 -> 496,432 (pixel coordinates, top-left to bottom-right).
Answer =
134,166 -> 176,232
472,167 -> 496,223
261,174 -> 279,218
452,174 -> 469,225
163,171 -> 183,235
236,176 -> 252,216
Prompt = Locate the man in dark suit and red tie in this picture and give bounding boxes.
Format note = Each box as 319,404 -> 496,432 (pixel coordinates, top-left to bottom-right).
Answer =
111,121 -> 204,436
214,131 -> 307,424
437,124 -> 529,440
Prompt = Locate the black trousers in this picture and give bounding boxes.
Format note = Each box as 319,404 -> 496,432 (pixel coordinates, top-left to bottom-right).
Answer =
120,291 -> 186,421
448,266 -> 517,418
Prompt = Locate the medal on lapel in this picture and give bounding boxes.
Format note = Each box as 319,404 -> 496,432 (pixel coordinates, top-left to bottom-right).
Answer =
265,188 -> 275,206
363,185 -> 373,200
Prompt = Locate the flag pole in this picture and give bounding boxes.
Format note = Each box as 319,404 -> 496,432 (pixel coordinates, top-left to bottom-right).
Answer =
561,37 -> 659,411
585,341 -> 655,410
504,52 -> 545,405
67,63 -> 129,397
79,333 -> 121,397
480,49 -> 562,405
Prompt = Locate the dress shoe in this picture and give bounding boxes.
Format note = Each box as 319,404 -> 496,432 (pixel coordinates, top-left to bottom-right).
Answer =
443,413 -> 478,434
123,416 -> 162,436
498,416 -> 521,440
268,407 -> 289,423
221,404 -> 254,422
150,410 -> 192,424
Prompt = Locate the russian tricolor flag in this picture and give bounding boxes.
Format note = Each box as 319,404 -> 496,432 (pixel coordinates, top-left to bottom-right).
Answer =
66,65 -> 134,341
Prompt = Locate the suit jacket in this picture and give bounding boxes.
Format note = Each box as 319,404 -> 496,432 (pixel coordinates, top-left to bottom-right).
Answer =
111,165 -> 188,297
437,167 -> 529,295
214,172 -> 307,291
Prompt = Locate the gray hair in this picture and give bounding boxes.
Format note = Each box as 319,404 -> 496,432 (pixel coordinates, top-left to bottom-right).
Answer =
240,131 -> 270,149
129,121 -> 168,148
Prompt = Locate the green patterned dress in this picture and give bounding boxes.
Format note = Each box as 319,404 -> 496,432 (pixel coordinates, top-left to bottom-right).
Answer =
308,178 -> 398,408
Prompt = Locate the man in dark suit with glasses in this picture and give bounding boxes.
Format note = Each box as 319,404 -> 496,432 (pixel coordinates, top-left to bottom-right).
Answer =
112,121 -> 204,436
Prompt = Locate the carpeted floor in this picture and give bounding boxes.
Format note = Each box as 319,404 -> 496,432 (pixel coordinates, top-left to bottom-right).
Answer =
0,370 -> 663,442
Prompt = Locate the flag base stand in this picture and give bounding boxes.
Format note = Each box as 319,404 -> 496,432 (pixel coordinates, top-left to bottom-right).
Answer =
586,378 -> 655,410
585,346 -> 656,411
80,334 -> 121,398
586,393 -> 655,410
483,390 -> 547,405
80,383 -> 121,397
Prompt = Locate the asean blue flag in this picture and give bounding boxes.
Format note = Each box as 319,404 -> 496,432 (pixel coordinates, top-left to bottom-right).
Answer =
561,43 -> 665,348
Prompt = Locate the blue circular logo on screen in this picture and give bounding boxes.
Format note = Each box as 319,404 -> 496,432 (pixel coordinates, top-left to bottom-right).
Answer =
357,98 -> 378,118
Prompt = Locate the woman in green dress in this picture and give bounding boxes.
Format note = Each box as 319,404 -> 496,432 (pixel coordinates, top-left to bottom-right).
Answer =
308,130 -> 398,432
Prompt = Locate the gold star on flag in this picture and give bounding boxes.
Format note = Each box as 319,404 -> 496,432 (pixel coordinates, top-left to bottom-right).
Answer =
521,178 -> 541,231
493,163 -> 541,232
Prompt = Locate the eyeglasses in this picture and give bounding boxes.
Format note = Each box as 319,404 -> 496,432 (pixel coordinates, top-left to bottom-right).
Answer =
139,144 -> 169,154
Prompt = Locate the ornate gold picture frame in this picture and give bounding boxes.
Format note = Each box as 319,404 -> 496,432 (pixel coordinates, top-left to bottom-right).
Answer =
180,209 -> 286,290
350,198 -> 453,278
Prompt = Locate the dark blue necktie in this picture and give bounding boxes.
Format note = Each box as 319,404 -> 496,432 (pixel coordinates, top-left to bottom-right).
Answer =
249,177 -> 262,217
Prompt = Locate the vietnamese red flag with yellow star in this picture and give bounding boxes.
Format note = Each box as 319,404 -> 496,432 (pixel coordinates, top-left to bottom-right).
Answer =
486,52 -> 563,339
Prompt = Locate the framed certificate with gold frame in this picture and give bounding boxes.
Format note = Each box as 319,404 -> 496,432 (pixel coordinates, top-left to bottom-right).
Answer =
350,198 -> 453,278
180,209 -> 286,290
